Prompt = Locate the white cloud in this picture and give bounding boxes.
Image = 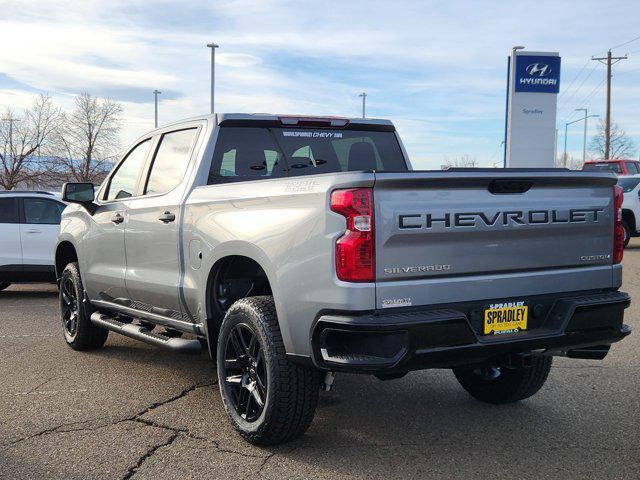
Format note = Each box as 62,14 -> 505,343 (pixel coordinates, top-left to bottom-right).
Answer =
1,0 -> 639,167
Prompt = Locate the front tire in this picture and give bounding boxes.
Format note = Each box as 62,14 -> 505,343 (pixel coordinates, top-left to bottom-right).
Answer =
453,356 -> 552,404
217,296 -> 320,446
0,283 -> 10,291
60,262 -> 108,351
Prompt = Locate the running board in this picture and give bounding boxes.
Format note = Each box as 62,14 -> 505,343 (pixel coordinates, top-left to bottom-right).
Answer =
90,312 -> 202,354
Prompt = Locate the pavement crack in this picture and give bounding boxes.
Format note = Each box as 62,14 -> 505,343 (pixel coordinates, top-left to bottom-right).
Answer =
131,382 -> 214,420
249,444 -> 301,477
0,382 -> 214,449
121,431 -> 180,480
26,375 -> 57,395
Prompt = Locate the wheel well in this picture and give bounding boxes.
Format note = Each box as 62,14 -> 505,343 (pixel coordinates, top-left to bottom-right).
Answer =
55,241 -> 78,280
622,209 -> 636,233
205,256 -> 273,351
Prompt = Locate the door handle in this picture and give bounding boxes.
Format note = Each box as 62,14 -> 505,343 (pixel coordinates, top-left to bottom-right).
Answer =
158,211 -> 176,223
25,229 -> 41,234
111,213 -> 124,224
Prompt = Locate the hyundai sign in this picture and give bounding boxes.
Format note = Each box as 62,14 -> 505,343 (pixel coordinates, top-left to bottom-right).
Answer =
505,50 -> 561,168
514,55 -> 561,93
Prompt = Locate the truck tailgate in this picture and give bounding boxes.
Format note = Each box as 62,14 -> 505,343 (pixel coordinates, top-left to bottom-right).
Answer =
374,170 -> 618,308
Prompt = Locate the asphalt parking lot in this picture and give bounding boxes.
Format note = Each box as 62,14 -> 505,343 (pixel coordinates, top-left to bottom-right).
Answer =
1,249 -> 639,480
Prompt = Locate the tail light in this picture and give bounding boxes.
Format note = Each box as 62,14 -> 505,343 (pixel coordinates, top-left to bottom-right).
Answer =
330,188 -> 375,282
614,185 -> 624,264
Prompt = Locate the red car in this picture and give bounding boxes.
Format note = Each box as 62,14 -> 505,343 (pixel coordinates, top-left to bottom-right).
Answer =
582,159 -> 640,175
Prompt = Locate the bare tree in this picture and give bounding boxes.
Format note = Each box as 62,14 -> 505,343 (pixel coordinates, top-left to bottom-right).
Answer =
442,154 -> 478,169
0,95 -> 61,190
556,153 -> 583,170
51,92 -> 123,184
589,120 -> 636,160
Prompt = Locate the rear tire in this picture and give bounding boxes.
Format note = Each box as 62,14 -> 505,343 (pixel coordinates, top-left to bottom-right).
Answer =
623,220 -> 631,247
453,356 -> 552,404
0,283 -> 10,291
60,262 -> 108,351
217,296 -> 320,446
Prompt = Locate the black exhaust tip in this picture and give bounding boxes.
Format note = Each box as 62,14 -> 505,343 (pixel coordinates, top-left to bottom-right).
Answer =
566,345 -> 610,360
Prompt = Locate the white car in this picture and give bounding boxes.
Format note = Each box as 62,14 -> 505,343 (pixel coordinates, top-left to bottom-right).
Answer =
0,191 -> 67,290
618,175 -> 640,247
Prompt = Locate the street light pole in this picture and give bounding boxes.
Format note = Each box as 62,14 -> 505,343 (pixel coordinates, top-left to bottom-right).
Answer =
563,122 -> 569,166
564,114 -> 599,167
575,108 -> 589,164
358,92 -> 367,118
207,43 -> 219,115
153,90 -> 161,128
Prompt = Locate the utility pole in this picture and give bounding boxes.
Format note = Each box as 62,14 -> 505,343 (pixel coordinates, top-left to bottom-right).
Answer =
358,92 -> 367,118
207,42 -> 219,114
592,50 -> 627,159
153,90 -> 161,128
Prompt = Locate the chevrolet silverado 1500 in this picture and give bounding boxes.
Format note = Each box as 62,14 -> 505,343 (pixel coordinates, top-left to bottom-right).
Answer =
56,114 -> 631,445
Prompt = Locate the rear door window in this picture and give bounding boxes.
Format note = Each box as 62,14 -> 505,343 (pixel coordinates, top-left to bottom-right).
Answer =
626,162 -> 640,174
23,198 -> 65,224
145,128 -> 198,195
0,198 -> 19,223
208,127 -> 406,184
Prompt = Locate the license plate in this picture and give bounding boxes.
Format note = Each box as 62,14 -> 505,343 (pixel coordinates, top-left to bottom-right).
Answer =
483,303 -> 528,335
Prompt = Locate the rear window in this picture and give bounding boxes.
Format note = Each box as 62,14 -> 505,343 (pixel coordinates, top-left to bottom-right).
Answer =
23,198 -> 65,224
625,162 -> 640,174
582,162 -> 623,173
208,127 -> 406,184
618,177 -> 640,192
0,198 -> 18,223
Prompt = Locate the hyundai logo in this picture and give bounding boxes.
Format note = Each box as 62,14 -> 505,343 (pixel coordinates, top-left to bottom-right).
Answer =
526,63 -> 551,77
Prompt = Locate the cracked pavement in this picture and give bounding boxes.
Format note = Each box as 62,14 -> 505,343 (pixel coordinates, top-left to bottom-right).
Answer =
1,244 -> 640,479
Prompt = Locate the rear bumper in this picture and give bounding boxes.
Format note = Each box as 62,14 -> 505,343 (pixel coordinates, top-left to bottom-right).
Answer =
311,290 -> 631,373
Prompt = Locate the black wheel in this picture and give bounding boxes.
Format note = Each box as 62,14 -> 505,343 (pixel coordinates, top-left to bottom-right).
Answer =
60,262 -> 108,351
0,283 -> 10,291
623,220 -> 631,247
453,356 -> 552,404
217,296 -> 320,446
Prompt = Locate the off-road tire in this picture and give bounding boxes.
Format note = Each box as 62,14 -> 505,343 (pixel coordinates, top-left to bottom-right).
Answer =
453,356 -> 552,404
217,296 -> 320,446
0,283 -> 10,291
60,262 -> 108,351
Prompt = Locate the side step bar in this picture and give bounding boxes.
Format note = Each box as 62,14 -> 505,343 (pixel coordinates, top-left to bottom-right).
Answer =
90,312 -> 202,354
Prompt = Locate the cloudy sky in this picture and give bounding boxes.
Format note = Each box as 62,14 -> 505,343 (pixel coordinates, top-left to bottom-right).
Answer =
1,0 -> 639,168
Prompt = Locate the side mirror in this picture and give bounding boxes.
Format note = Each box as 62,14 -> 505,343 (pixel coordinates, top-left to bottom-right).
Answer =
62,182 -> 97,214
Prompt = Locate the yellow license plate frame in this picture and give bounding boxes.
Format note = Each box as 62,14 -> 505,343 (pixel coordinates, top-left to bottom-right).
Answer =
483,304 -> 528,335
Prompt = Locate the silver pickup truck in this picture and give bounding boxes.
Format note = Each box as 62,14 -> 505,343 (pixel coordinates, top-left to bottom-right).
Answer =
56,113 -> 631,445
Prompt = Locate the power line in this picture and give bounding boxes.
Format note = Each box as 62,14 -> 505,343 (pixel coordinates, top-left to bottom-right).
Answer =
557,63 -> 600,115
558,59 -> 590,99
561,78 -> 606,124
610,35 -> 640,51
